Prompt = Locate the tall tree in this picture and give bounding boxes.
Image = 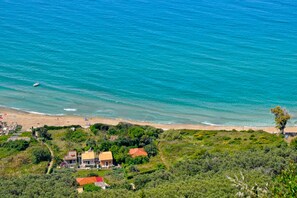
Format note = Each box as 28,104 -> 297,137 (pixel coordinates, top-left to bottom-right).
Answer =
32,127 -> 52,141
271,106 -> 291,134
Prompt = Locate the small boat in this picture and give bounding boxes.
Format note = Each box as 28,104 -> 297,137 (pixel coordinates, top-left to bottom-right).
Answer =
33,82 -> 40,87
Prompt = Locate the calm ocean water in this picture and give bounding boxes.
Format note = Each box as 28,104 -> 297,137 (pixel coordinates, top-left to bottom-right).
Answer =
1,0 -> 297,126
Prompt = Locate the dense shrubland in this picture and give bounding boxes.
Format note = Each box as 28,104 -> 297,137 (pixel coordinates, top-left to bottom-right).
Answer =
0,140 -> 29,151
32,147 -> 51,164
2,125 -> 297,197
80,129 -> 297,197
0,170 -> 77,198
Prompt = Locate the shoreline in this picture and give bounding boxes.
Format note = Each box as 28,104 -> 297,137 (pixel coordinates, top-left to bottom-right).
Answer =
1,107 -> 296,133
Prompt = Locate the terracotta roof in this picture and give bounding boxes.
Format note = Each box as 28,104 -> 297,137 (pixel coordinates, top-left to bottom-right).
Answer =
129,148 -> 148,158
99,151 -> 113,161
76,177 -> 104,186
81,151 -> 96,160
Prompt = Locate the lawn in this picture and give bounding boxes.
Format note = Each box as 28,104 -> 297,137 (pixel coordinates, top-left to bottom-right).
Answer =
72,169 -> 111,178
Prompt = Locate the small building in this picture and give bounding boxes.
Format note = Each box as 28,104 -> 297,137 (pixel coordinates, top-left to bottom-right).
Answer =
99,151 -> 113,168
63,151 -> 77,168
81,150 -> 97,167
76,176 -> 103,186
76,177 -> 109,190
129,148 -> 148,158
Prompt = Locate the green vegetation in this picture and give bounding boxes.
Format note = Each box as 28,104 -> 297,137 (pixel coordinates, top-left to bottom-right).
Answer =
32,147 -> 51,164
1,140 -> 29,151
32,127 -> 52,141
47,122 -> 162,168
0,138 -> 49,176
271,106 -> 291,134
273,162 -> 297,197
2,123 -> 297,197
0,170 -> 77,197
83,184 -> 101,192
64,128 -> 87,143
79,129 -> 297,197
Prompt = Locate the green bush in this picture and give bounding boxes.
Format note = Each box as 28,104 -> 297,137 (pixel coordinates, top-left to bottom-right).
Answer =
1,140 -> 29,151
128,126 -> 145,139
194,131 -> 218,140
33,127 -> 52,140
84,184 -> 101,192
144,143 -> 158,157
273,162 -> 297,197
44,125 -> 81,130
126,156 -> 149,165
32,147 -> 51,164
90,123 -> 110,135
65,129 -> 87,142
222,136 -> 231,140
290,138 -> 297,150
0,170 -> 77,197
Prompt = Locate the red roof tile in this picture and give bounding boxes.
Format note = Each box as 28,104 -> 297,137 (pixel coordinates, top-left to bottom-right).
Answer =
129,148 -> 148,158
76,177 -> 104,186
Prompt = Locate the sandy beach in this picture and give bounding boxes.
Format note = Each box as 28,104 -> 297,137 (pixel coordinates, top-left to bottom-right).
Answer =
1,107 -> 296,133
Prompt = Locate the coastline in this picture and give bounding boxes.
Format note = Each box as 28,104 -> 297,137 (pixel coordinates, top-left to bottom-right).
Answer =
0,107 -> 296,133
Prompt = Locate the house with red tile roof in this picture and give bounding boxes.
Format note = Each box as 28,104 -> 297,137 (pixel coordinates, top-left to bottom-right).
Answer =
129,148 -> 148,158
76,177 -> 103,186
76,176 -> 109,190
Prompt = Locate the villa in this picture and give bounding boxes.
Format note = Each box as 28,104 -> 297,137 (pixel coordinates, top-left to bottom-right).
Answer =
99,151 -> 113,168
63,151 -> 77,168
129,148 -> 148,158
81,150 -> 97,168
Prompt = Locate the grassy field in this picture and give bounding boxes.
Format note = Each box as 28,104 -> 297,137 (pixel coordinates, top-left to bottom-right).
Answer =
0,138 -> 48,176
157,129 -> 284,166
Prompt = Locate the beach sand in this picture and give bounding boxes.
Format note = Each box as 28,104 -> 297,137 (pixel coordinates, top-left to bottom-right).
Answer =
1,107 -> 296,133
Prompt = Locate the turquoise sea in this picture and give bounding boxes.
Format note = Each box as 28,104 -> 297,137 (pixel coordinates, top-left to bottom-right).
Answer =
1,0 -> 297,126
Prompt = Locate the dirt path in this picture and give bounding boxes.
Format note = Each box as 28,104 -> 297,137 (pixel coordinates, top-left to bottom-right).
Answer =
158,142 -> 169,169
44,142 -> 54,174
34,135 -> 55,174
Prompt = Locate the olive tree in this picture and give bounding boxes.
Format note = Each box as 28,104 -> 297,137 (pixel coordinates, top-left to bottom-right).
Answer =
271,106 -> 291,134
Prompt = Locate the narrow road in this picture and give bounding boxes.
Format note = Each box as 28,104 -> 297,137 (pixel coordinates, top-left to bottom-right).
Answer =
44,142 -> 54,174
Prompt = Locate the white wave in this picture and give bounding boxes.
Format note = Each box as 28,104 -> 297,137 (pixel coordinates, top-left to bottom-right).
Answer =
22,110 -> 65,116
26,111 -> 46,115
63,108 -> 77,112
9,107 -> 21,111
54,114 -> 65,116
201,121 -> 218,126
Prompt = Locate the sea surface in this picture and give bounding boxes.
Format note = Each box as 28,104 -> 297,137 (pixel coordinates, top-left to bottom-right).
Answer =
1,0 -> 297,126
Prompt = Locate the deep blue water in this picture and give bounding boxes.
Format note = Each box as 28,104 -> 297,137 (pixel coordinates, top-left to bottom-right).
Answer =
1,0 -> 297,126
